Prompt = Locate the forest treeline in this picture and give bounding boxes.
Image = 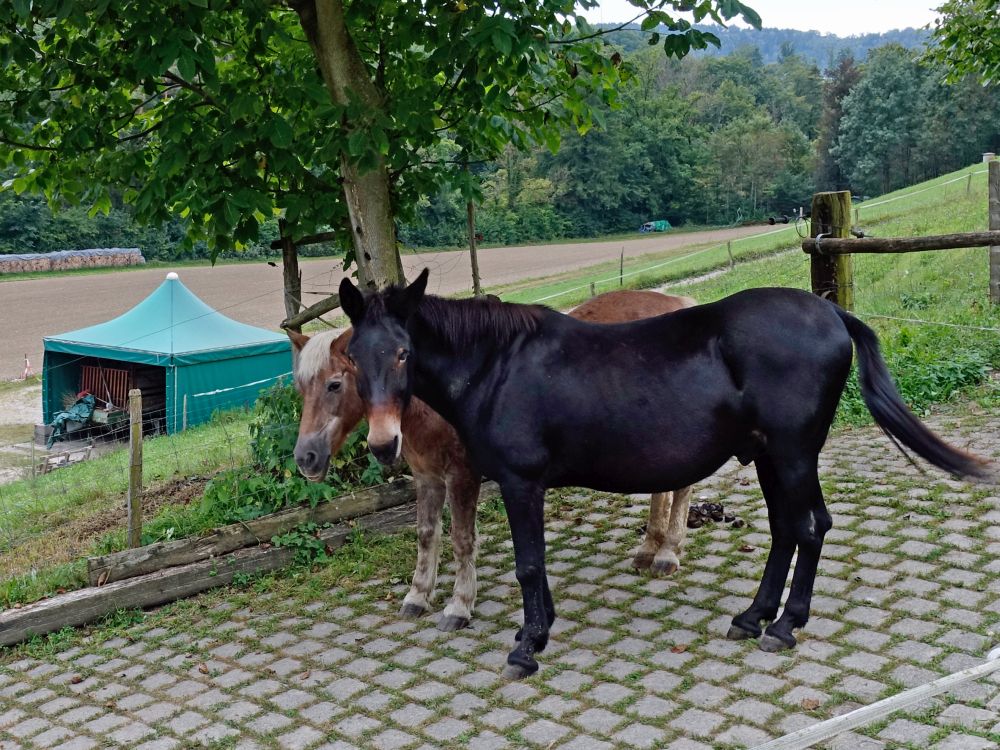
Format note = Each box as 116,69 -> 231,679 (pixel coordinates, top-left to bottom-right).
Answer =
2,26 -> 998,258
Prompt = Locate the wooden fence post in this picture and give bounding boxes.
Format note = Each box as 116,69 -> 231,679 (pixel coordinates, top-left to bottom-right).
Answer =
810,191 -> 854,310
127,389 -> 143,549
989,160 -> 1000,304
726,241 -> 734,269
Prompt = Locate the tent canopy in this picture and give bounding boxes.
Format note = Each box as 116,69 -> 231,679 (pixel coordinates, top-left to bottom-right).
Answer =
44,271 -> 288,365
42,272 -> 291,432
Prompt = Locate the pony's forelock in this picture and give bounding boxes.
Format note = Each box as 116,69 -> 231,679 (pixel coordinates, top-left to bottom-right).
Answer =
295,329 -> 342,386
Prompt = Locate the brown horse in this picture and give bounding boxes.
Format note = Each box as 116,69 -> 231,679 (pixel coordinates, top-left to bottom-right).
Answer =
289,289 -> 696,631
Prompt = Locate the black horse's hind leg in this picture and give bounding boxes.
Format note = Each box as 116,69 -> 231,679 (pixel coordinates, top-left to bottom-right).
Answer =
500,478 -> 552,680
760,460 -> 830,652
728,487 -> 794,641
729,454 -> 830,651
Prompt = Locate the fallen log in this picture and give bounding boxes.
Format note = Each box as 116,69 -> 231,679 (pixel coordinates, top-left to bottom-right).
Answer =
0,504 -> 417,648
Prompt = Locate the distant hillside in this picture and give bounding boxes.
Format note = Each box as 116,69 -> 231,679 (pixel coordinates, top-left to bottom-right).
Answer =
604,24 -> 929,67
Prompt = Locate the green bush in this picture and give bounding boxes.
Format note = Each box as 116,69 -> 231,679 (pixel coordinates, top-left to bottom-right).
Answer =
141,381 -> 384,544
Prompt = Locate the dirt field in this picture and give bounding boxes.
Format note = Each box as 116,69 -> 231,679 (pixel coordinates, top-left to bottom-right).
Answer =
0,225 -> 774,381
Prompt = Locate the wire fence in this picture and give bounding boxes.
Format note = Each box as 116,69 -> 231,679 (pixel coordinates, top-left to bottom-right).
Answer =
0,386 -> 385,595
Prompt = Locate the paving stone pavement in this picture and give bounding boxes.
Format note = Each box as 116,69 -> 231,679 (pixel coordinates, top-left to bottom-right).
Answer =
2,410 -> 1000,749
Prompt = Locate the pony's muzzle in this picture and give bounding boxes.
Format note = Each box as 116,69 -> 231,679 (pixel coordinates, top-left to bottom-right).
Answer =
294,437 -> 330,481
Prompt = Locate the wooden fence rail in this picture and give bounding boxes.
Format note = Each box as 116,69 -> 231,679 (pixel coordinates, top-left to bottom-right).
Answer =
803,161 -> 1000,307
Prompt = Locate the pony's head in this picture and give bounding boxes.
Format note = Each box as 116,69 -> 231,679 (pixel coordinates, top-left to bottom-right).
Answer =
288,328 -> 366,480
339,269 -> 428,465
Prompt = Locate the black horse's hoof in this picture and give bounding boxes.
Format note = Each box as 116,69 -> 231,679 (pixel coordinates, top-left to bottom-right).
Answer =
726,623 -> 759,641
759,632 -> 796,652
437,615 -> 470,632
399,602 -> 428,619
502,660 -> 538,681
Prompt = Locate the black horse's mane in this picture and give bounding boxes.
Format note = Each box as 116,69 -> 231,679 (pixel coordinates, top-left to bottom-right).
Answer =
367,287 -> 546,350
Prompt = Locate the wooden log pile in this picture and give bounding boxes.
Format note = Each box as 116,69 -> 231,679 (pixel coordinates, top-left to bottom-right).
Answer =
0,248 -> 146,274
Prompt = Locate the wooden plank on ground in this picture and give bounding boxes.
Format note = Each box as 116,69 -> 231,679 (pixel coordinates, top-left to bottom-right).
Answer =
88,480 -> 501,587
87,478 -> 417,586
0,504 -> 417,647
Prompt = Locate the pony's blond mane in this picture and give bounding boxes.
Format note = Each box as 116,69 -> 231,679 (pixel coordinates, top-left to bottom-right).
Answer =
295,329 -> 342,386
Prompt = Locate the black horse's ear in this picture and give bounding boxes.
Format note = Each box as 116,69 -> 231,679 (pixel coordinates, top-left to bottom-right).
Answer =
339,277 -> 365,324
388,268 -> 429,319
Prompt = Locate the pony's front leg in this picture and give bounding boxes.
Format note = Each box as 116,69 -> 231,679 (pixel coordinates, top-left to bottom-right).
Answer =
439,470 -> 480,632
500,478 -> 551,680
400,476 -> 446,619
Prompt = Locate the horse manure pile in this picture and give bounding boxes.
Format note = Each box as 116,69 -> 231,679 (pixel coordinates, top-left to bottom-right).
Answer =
687,501 -> 745,529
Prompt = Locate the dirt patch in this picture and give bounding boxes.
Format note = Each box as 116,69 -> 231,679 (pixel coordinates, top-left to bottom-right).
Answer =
0,381 -> 41,428
0,475 -> 208,582
0,225 -> 782,380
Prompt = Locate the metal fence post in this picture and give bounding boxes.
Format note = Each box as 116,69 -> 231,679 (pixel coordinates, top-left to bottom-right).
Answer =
127,388 -> 143,549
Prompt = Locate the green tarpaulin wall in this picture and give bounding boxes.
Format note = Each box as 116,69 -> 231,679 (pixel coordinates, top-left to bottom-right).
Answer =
43,272 -> 292,433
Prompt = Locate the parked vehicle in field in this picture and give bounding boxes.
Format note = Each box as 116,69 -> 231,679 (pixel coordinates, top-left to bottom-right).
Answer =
639,219 -> 671,233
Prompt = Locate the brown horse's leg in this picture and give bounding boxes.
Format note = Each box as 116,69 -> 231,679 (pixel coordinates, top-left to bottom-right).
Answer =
652,485 -> 691,575
633,492 -> 670,571
439,469 -> 480,632
400,475 -> 446,619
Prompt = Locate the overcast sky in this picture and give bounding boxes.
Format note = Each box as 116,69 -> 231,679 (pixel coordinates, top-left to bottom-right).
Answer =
580,0 -> 940,37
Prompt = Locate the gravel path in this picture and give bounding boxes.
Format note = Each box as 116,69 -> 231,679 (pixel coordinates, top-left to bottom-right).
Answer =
0,225 -> 778,381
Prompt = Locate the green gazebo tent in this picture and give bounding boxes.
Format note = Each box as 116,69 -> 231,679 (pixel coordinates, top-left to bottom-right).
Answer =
43,272 -> 291,433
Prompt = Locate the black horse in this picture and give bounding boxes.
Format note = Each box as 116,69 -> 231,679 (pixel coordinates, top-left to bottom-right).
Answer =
340,269 -> 992,679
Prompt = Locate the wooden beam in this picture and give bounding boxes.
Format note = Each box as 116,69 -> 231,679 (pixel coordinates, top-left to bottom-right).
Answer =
803,230 -> 1000,255
1,505 -> 417,648
88,480 -> 500,587
127,389 -> 142,548
281,292 -> 341,330
809,191 -> 853,310
268,230 -> 339,250
89,478 -> 415,586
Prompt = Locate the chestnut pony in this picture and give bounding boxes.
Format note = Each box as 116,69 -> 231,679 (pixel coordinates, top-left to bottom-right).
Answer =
341,268 -> 992,679
289,289 -> 696,632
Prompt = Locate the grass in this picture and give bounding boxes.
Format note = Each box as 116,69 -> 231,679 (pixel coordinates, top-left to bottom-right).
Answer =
0,408 -> 253,605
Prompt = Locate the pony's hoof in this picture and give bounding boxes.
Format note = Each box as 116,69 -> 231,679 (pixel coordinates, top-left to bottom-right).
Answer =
759,632 -> 796,652
650,558 -> 679,576
727,623 -> 758,641
632,553 -> 654,570
437,615 -> 470,632
399,602 -> 428,619
502,661 -> 538,681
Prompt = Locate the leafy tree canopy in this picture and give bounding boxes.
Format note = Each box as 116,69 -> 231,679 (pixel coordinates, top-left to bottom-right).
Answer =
0,0 -> 760,284
927,0 -> 1000,85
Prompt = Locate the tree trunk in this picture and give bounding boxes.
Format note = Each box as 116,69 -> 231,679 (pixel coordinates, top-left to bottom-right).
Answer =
291,0 -> 405,290
278,219 -> 302,332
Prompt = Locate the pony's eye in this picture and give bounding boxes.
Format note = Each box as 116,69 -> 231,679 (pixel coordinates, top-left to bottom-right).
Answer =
398,349 -> 409,363
327,380 -> 342,393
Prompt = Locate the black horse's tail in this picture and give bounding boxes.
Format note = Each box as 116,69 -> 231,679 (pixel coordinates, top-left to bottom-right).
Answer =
836,308 -> 995,482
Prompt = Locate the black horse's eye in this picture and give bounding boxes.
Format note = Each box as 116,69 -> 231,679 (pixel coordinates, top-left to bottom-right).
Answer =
327,380 -> 342,393
398,349 -> 409,363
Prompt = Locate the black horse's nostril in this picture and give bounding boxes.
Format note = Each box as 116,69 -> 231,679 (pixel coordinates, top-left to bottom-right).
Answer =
370,436 -> 400,466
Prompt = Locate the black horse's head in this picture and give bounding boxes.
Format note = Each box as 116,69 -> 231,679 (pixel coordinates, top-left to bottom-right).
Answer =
339,268 -> 429,465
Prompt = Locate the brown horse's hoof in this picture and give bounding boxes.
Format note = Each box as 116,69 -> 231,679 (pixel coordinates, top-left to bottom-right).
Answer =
437,615 -> 470,632
399,602 -> 428,619
726,624 -> 758,641
632,553 -> 654,570
759,632 -> 796,652
650,555 -> 680,576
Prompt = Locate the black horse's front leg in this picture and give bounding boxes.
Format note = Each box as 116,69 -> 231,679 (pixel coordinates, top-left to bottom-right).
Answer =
500,478 -> 551,680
